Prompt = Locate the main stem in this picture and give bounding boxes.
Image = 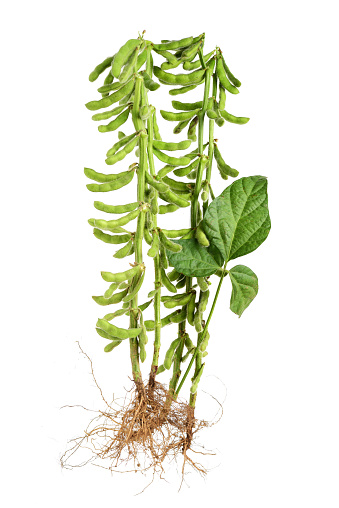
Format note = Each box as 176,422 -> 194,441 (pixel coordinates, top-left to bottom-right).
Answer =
129,74 -> 147,398
175,268 -> 227,397
144,51 -> 162,388
168,49 -> 211,398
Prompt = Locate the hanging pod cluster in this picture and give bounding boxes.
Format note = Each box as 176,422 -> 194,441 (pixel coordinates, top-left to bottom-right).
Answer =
84,32 -> 270,416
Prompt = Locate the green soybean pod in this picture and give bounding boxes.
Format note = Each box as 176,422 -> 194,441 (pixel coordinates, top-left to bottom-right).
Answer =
201,181 -> 209,202
135,46 -> 148,71
104,340 -> 123,352
183,50 -> 215,70
161,228 -> 191,238
190,363 -> 205,394
139,104 -> 154,120
220,52 -> 241,88
89,56 -> 113,82
153,148 -> 191,167
119,88 -> 134,105
153,37 -> 193,51
197,277 -> 210,292
139,299 -> 153,312
219,84 -> 226,110
84,167 -> 125,183
162,176 -> 189,192
186,290 -> 196,326
119,45 -> 139,83
96,318 -> 142,340
198,289 -> 210,314
169,84 -> 198,96
173,118 -> 190,134
93,229 -> 130,244
153,66 -> 205,86
214,144 -> 239,177
141,71 -> 160,91
150,196 -> 158,215
143,227 -> 153,245
161,60 -> 181,71
219,109 -> 250,125
97,81 -> 122,94
103,282 -> 119,298
122,271 -> 145,303
105,135 -> 138,165
195,223 -> 210,247
144,319 -> 155,331
164,338 -> 181,369
94,201 -> 138,214
101,264 -> 142,283
161,268 -> 177,293
181,40 -> 202,61
153,139 -> 192,151
153,111 -> 162,140
173,158 -> 199,177
85,79 -> 134,111
176,277 -> 186,289
93,209 -> 140,230
206,108 -> 218,120
157,165 -> 176,178
216,55 -> 239,95
159,242 -> 168,269
144,171 -> 169,193
159,230 -> 182,253
199,329 -> 210,352
194,311 -> 203,332
169,308 -> 187,324
86,168 -> 134,192
188,115 -> 199,141
148,287 -> 160,298
139,339 -> 146,363
111,39 -> 140,78
153,48 -> 178,64
147,230 -> 159,258
172,100 -> 203,111
103,308 -> 129,321
157,364 -> 166,375
92,104 -> 128,122
113,238 -> 134,259
158,204 -> 179,214
98,107 -> 130,133
92,288 -> 129,306
164,293 -> 191,309
106,132 -> 137,157
160,109 -> 199,122
168,268 -> 181,282
159,189 -> 190,208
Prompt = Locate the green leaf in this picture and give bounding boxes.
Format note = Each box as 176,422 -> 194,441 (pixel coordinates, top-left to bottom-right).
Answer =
202,176 -> 270,262
166,239 -> 221,277
229,265 -> 258,317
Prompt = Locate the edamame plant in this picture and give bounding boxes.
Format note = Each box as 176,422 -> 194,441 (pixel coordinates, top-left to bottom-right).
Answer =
68,31 -> 270,478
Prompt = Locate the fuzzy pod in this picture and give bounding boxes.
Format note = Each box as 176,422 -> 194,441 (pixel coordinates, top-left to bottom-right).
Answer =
147,230 -> 160,258
122,271 -> 145,303
169,308 -> 187,324
187,290 -> 196,326
158,204 -> 179,214
86,168 -> 135,193
103,282 -> 120,299
164,338 -> 181,369
94,201 -> 138,214
92,288 -> 129,306
197,277 -> 210,292
169,84 -> 198,96
93,229 -> 131,245
97,318 -> 142,340
195,223 -> 210,246
194,311 -> 203,332
190,363 -> 205,394
85,79 -> 135,111
160,268 -> 177,293
89,56 -> 114,82
159,230 -> 182,253
101,264 -> 143,283
199,329 -> 210,352
111,39 -> 140,78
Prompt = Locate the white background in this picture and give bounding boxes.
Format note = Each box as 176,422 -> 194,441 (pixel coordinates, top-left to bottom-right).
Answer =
1,0 -> 339,506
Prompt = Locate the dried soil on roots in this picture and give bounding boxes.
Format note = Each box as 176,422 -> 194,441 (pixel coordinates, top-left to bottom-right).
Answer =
61,348 -> 211,483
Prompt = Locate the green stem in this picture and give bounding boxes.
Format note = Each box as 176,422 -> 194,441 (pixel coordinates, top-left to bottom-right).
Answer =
129,75 -> 147,395
175,268 -> 228,397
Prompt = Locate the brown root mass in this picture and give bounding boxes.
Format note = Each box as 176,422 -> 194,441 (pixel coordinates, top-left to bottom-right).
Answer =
61,348 -> 212,484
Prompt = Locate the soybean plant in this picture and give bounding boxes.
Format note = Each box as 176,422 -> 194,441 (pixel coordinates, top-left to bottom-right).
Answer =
82,32 -> 270,471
